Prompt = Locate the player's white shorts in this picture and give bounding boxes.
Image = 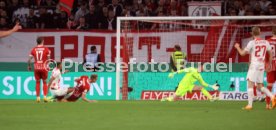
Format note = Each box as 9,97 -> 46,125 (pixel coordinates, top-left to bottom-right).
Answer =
246,64 -> 265,83
50,87 -> 68,97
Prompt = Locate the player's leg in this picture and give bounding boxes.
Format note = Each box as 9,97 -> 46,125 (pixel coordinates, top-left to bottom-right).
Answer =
265,71 -> 273,109
265,71 -> 275,109
162,82 -> 188,102
253,85 -> 257,101
243,69 -> 256,110
42,70 -> 49,102
34,70 -> 41,102
193,86 -> 213,101
67,87 -> 75,94
244,80 -> 254,110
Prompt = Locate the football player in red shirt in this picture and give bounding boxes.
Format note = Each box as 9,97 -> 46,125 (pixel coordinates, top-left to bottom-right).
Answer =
61,74 -> 98,103
265,26 -> 276,109
28,37 -> 51,102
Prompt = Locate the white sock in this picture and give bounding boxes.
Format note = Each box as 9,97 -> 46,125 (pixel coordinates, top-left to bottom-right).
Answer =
260,87 -> 274,99
248,88 -> 254,107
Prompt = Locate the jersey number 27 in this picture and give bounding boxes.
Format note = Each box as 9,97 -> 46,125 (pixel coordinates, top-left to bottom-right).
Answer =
255,45 -> 266,57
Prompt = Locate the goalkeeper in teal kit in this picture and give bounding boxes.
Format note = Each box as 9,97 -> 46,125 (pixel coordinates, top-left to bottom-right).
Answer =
162,66 -> 219,101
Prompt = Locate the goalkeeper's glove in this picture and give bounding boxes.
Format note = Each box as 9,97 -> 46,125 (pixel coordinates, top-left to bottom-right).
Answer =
168,72 -> 177,78
210,84 -> 219,90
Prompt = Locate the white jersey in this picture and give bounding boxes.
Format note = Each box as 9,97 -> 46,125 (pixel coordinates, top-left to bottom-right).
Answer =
245,38 -> 271,67
50,67 -> 62,89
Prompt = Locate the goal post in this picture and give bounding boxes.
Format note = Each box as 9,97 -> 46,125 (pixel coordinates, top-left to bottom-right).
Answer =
116,16 -> 276,100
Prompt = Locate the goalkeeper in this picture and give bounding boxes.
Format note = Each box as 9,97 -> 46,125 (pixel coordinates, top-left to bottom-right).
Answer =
162,66 -> 219,102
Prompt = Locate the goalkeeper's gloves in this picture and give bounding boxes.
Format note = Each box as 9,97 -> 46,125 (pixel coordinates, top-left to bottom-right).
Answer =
209,84 -> 219,90
168,72 -> 177,78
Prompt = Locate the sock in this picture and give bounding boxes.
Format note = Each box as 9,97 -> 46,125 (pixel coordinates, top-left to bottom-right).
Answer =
253,86 -> 257,97
201,88 -> 212,100
266,86 -> 272,105
248,88 -> 254,107
43,80 -> 48,98
36,80 -> 40,97
260,87 -> 273,99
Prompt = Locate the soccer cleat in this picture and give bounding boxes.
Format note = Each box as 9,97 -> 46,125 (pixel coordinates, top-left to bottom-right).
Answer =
36,97 -> 40,103
210,97 -> 219,102
242,105 -> 253,110
43,97 -> 50,103
161,98 -> 167,102
266,105 -> 272,110
272,96 -> 276,109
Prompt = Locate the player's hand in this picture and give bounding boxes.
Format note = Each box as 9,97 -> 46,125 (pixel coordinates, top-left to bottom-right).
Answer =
168,72 -> 175,78
12,23 -> 22,32
211,84 -> 219,90
27,65 -> 32,71
234,43 -> 240,49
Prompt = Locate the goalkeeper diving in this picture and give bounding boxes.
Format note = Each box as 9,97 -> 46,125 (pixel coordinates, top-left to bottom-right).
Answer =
162,66 -> 219,102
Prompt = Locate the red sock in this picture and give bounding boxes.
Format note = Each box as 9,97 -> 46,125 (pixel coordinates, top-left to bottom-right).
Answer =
43,80 -> 48,96
36,80 -> 40,97
266,86 -> 272,105
253,86 -> 257,97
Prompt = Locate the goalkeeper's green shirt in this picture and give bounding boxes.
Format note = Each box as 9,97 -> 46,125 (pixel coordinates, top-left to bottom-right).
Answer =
177,67 -> 209,88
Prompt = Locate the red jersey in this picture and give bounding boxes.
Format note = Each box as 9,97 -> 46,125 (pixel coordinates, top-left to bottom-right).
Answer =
67,76 -> 90,101
265,37 -> 276,71
29,46 -> 50,70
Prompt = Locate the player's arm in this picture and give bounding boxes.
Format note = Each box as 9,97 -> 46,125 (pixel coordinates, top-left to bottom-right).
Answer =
0,23 -> 22,38
234,43 -> 248,56
266,49 -> 273,71
196,74 -> 219,90
81,91 -> 96,103
47,77 -> 55,88
168,68 -> 190,78
27,55 -> 33,71
74,78 -> 80,83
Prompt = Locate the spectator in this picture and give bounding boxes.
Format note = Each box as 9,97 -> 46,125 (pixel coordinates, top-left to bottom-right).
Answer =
12,0 -> 30,27
74,2 -> 89,22
253,2 -> 262,15
259,0 -> 272,12
67,14 -> 77,29
73,16 -> 89,30
94,0 -> 105,15
238,4 -> 250,16
98,6 -> 108,28
7,0 -> 20,20
268,7 -> 276,15
0,17 -> 8,29
58,11 -> 68,29
26,8 -> 38,28
108,0 -> 123,17
36,7 -> 51,29
85,5 -> 98,29
100,10 -> 116,30
83,46 -> 101,72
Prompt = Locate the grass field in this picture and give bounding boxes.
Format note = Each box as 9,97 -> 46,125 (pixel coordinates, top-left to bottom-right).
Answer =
0,100 -> 275,130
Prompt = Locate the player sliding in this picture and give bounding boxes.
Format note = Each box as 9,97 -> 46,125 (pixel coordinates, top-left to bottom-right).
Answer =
59,74 -> 98,103
235,26 -> 276,110
162,66 -> 219,102
47,62 -> 74,101
28,37 -> 50,103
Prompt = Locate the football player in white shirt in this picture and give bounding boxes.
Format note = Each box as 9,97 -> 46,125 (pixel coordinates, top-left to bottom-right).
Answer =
235,26 -> 276,110
48,62 -> 74,101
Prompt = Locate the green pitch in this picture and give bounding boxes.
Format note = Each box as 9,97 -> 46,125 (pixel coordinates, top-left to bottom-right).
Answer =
0,100 -> 275,130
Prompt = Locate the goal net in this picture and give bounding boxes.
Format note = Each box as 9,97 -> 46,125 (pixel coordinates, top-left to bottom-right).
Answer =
116,16 -> 276,100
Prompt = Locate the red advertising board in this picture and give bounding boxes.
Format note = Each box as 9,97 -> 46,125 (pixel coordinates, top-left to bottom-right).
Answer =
141,90 -> 219,100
